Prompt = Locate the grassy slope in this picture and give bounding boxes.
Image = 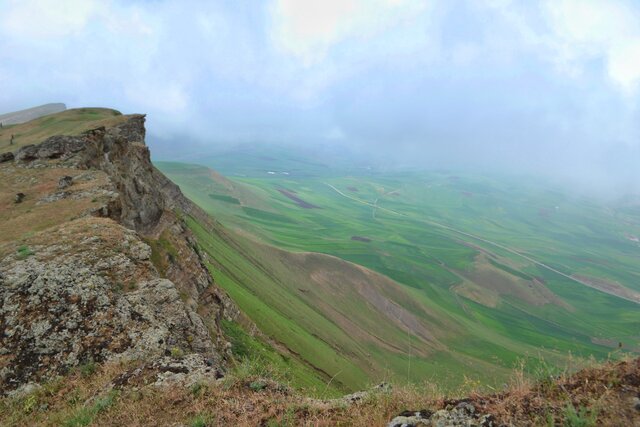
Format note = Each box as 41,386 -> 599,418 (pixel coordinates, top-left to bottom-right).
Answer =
0,108 -> 126,154
159,158 -> 639,392
188,215 -> 536,392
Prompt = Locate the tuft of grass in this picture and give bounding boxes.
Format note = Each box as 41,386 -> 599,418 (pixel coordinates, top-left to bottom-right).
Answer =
78,361 -> 97,378
562,403 -> 597,427
21,394 -> 38,414
249,380 -> 267,392
62,390 -> 118,427
227,357 -> 283,386
16,245 -> 34,260
188,413 -> 213,427
190,382 -> 205,397
146,233 -> 180,278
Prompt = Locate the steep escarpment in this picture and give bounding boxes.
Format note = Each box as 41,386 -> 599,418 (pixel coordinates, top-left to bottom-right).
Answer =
0,112 -> 237,393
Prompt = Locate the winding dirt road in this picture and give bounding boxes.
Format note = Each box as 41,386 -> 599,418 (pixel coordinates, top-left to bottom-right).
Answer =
325,183 -> 640,304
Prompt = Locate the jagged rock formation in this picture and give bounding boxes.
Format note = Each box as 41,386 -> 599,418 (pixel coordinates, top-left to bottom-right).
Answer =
0,115 -> 238,393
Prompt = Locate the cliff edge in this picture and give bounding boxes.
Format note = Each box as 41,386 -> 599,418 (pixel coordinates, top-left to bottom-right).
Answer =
0,112 -> 237,394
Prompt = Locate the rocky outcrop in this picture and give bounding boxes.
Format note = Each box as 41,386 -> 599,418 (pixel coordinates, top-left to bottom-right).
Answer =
0,218 -> 216,392
111,353 -> 224,390
387,403 -> 496,426
0,115 -> 239,393
8,114 -> 236,308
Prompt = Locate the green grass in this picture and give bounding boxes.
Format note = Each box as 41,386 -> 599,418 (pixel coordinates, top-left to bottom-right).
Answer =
157,153 -> 640,392
209,194 -> 240,204
61,391 -> 118,427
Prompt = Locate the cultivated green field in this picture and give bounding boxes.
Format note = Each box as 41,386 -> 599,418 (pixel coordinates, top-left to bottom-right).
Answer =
157,148 -> 640,391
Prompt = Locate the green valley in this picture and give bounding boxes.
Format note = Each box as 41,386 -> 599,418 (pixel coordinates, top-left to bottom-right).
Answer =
157,150 -> 640,393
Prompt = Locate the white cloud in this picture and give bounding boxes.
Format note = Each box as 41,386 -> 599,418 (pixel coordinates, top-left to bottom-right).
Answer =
269,0 -> 429,65
605,40 -> 640,95
125,81 -> 188,115
543,0 -> 640,95
0,0 -> 102,39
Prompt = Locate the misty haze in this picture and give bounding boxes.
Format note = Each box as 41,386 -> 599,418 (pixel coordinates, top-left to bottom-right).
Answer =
1,1 -> 639,426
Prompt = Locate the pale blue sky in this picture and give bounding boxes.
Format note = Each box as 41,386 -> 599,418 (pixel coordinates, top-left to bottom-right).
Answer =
1,0 -> 639,193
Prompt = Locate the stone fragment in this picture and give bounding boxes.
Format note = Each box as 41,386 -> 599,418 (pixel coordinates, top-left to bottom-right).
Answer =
58,175 -> 73,189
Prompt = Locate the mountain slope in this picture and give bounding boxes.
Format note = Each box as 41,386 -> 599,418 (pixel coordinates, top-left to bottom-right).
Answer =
0,103 -> 66,126
189,215 -> 536,390
158,156 -> 640,391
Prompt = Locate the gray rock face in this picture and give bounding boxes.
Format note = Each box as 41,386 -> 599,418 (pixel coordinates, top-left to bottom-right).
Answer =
78,118 -> 189,233
13,117 -> 189,234
0,219 -> 216,392
111,353 -> 225,390
387,402 -> 496,427
0,152 -> 13,163
15,144 -> 39,162
15,135 -> 87,163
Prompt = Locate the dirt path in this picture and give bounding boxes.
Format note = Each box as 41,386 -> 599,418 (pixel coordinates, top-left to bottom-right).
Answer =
324,183 -> 640,305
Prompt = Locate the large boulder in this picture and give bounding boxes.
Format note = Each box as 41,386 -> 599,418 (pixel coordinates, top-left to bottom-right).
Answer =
0,152 -> 13,163
0,217 -> 216,394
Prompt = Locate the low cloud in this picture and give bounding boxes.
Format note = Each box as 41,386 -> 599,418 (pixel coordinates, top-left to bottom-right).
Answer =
0,0 -> 638,195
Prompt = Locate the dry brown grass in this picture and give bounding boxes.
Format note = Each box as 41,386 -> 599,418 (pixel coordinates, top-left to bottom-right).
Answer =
461,355 -> 640,426
2,356 -> 636,426
0,163 -> 109,250
0,360 -> 439,427
0,108 -> 128,154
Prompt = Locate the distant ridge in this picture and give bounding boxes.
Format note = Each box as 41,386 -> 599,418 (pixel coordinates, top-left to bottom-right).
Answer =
0,102 -> 66,125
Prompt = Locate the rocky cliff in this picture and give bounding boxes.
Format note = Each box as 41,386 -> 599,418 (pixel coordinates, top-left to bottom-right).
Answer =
0,114 -> 237,393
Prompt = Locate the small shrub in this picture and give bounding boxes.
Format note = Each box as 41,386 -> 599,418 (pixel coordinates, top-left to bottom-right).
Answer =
66,389 -> 81,405
249,380 -> 267,392
92,392 -> 117,412
79,361 -> 97,378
